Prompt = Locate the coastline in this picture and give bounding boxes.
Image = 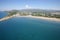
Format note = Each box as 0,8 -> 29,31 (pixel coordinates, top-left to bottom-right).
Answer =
0,15 -> 60,22
16,16 -> 60,22
0,15 -> 15,21
30,16 -> 60,22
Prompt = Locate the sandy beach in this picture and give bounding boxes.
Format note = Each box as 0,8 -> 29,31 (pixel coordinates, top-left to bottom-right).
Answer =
16,15 -> 60,22
31,16 -> 60,22
16,16 -> 60,22
0,15 -> 60,22
0,15 -> 16,21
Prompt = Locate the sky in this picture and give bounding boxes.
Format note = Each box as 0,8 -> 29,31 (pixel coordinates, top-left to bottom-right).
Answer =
0,0 -> 60,11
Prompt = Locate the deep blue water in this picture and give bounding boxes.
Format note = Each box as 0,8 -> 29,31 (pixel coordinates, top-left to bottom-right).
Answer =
0,11 -> 8,18
0,17 -> 60,40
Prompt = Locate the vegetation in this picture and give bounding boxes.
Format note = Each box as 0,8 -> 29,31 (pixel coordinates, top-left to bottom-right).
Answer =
8,9 -> 60,18
8,10 -> 18,16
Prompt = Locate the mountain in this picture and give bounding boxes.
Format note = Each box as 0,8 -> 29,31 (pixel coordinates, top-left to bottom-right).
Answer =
20,9 -> 60,13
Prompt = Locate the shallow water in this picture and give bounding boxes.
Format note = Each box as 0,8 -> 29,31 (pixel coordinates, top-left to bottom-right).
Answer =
0,17 -> 60,40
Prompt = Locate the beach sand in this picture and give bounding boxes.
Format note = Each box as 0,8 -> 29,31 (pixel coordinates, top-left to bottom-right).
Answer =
0,15 -> 15,21
31,16 -> 60,22
0,15 -> 60,22
16,16 -> 60,22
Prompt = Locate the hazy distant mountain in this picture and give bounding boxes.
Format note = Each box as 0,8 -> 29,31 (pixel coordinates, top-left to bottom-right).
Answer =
1,9 -> 60,14
20,9 -> 48,12
20,9 -> 60,13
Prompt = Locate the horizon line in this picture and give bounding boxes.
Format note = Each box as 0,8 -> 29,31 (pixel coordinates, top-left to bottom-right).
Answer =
0,8 -> 60,11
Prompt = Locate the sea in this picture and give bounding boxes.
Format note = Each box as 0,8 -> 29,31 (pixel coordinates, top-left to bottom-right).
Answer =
0,12 -> 60,40
0,11 -> 8,18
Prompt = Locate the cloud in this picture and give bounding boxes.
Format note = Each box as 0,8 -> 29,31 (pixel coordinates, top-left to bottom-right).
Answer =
25,5 -> 32,9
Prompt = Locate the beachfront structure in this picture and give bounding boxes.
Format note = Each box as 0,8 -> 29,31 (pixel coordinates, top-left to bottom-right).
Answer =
51,12 -> 60,17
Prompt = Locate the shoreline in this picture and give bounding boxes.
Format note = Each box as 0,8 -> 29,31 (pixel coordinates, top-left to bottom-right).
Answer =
0,15 -> 15,21
30,16 -> 60,22
0,15 -> 60,22
16,15 -> 60,22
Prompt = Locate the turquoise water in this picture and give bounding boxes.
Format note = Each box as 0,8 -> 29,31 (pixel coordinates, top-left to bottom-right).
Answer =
0,17 -> 60,40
